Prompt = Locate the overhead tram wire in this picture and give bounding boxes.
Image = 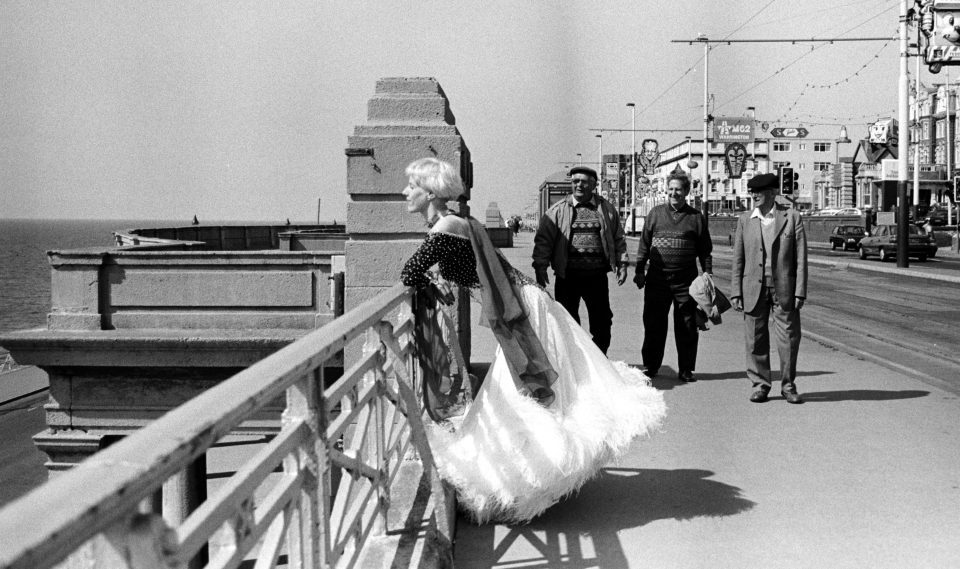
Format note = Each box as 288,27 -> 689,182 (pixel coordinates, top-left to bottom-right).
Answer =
835,1 -> 899,36
636,0 -> 778,117
720,0 -> 779,39
642,3 -> 896,124
683,35 -> 893,112
741,0 -> 898,35
672,2 -> 897,113
775,37 -> 895,122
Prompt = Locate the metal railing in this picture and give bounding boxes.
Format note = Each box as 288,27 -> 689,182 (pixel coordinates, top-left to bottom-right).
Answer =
0,283 -> 449,569
0,350 -> 23,375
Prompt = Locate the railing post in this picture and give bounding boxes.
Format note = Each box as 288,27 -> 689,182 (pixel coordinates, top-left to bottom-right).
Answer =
376,321 -> 453,545
101,512 -> 182,569
161,457 -> 207,568
283,368 -> 327,568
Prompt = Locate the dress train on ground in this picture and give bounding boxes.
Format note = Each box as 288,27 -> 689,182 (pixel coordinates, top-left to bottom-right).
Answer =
426,284 -> 666,524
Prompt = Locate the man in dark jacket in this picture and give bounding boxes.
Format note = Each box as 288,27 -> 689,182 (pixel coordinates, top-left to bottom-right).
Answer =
533,166 -> 628,354
634,172 -> 712,382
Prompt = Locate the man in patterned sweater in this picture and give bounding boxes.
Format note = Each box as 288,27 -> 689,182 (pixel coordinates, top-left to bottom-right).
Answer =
634,172 -> 713,381
533,166 -> 628,355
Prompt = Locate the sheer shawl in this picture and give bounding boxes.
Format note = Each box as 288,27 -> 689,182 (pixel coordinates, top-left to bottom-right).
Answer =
466,217 -> 557,402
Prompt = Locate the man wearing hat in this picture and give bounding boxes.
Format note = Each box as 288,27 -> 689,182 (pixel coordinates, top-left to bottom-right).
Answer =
731,172 -> 808,404
533,165 -> 628,355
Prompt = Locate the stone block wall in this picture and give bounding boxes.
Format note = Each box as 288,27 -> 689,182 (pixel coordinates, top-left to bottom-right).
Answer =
344,78 -> 473,364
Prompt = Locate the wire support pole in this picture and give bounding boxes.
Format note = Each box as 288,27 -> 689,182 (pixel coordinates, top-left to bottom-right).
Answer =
897,0 -> 910,268
588,128 -> 700,132
671,37 -> 893,44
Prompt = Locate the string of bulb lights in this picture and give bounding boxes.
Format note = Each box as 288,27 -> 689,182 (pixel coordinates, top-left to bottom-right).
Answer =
775,35 -> 896,123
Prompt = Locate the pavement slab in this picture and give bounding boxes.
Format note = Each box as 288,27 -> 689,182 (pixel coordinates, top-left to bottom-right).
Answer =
454,232 -> 960,569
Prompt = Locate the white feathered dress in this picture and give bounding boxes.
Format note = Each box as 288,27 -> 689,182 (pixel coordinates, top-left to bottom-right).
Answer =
401,228 -> 666,524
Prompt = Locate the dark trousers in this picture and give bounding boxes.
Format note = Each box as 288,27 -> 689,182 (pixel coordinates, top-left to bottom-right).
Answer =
641,269 -> 699,373
554,270 -> 612,354
743,286 -> 801,390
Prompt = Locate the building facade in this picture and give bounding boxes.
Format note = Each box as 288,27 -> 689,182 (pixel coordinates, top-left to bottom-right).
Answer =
908,83 -> 957,206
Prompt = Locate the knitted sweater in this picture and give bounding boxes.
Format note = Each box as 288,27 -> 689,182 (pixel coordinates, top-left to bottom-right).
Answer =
635,203 -> 713,275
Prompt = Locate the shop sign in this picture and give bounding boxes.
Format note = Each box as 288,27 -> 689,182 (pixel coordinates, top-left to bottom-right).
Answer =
723,143 -> 748,179
605,162 -> 619,179
637,139 -> 660,175
769,127 -> 809,138
880,159 -> 947,181
713,117 -> 755,143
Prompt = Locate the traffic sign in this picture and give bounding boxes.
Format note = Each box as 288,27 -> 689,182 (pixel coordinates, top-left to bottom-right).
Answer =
770,127 -> 809,138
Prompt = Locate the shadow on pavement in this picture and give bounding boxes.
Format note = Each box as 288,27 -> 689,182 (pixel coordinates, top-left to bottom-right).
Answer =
690,370 -> 837,382
454,467 -> 755,569
798,389 -> 930,402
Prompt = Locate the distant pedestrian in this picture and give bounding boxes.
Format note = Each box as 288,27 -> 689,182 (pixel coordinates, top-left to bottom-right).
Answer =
533,166 -> 628,355
512,215 -> 523,235
864,207 -> 876,234
731,173 -> 808,404
633,172 -> 712,382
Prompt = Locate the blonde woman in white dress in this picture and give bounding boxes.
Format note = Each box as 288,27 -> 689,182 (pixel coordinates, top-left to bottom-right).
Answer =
400,157 -> 666,524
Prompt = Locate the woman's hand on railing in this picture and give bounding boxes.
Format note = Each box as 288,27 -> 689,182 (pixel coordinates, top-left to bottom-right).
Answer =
428,272 -> 455,306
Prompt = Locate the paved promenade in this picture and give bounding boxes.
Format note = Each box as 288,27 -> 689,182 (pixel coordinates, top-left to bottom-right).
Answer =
456,232 -> 960,569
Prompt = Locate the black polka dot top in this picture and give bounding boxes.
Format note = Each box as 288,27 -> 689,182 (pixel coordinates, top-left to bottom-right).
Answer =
401,232 -> 481,289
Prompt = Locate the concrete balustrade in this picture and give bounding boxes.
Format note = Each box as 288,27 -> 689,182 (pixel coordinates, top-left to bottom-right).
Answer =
0,77 -> 467,568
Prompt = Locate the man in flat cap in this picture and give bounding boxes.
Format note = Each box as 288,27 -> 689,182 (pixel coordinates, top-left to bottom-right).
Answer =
533,165 -> 628,354
634,171 -> 713,382
731,172 -> 808,404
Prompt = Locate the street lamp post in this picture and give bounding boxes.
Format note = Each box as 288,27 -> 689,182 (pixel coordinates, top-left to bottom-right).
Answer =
914,44 -> 922,215
835,125 -> 851,208
628,102 -> 636,233
596,134 -> 603,189
700,35 -> 710,218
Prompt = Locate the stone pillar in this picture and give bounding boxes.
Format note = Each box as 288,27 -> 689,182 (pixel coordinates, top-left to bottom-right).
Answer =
344,77 -> 472,364
485,202 -> 505,228
484,201 -> 514,248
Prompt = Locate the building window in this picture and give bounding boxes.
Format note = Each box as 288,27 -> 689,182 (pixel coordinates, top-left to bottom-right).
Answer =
813,162 -> 831,172
773,161 -> 790,171
798,163 -> 806,170
798,143 -> 806,150
813,142 -> 832,152
936,121 -> 945,137
773,142 -> 791,152
710,159 -> 721,172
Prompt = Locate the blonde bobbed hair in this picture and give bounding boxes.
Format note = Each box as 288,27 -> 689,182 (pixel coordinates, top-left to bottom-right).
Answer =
405,158 -> 465,201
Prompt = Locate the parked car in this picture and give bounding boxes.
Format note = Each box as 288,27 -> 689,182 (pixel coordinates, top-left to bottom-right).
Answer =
829,225 -> 866,251
833,207 -> 863,216
858,223 -> 938,262
925,206 -> 958,226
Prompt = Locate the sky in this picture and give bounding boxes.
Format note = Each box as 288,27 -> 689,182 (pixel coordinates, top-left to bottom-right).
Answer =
0,0 -> 927,222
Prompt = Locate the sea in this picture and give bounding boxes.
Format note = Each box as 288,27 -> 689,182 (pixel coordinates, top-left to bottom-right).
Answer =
0,219 -> 180,338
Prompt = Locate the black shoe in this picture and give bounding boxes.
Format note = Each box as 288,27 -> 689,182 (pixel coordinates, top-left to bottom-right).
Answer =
781,387 -> 804,404
749,388 -> 770,403
678,370 -> 696,383
644,366 -> 659,378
